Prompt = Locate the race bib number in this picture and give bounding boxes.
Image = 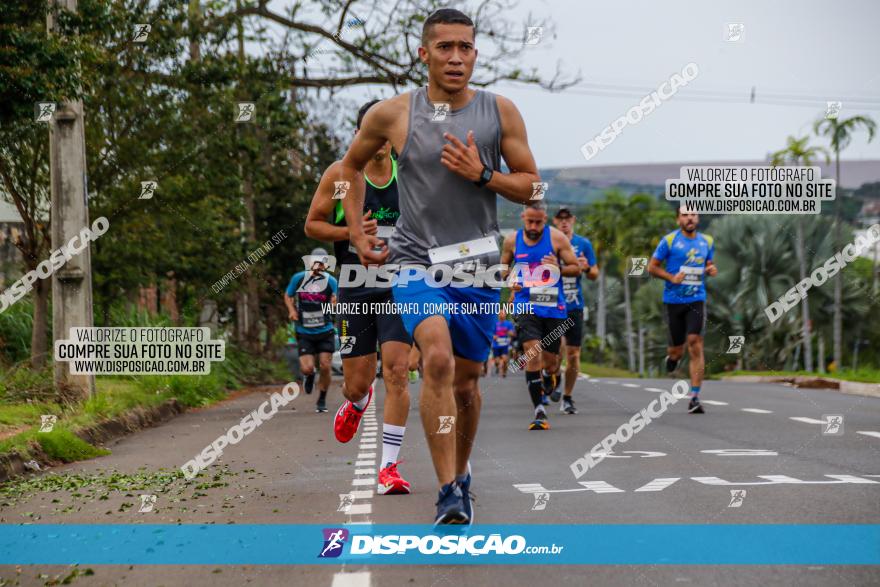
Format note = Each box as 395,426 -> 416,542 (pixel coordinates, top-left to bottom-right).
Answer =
530,285 -> 559,307
680,265 -> 704,286
428,236 -> 499,264
302,310 -> 325,328
496,336 -> 510,346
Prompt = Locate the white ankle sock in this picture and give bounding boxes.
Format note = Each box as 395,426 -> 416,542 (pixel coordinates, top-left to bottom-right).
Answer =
382,423 -> 405,467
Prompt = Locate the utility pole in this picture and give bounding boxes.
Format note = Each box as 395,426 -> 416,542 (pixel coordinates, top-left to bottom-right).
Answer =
47,0 -> 95,399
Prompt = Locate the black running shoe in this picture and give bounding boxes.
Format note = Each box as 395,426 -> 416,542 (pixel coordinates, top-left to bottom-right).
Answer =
664,355 -> 680,375
459,472 -> 474,525
563,397 -> 578,414
434,482 -> 469,525
688,397 -> 705,414
549,375 -> 562,403
316,398 -> 328,413
529,410 -> 550,430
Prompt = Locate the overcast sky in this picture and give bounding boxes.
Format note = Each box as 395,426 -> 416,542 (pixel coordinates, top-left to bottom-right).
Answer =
269,0 -> 880,169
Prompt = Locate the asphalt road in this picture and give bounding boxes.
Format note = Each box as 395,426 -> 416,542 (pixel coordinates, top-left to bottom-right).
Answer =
1,372 -> 878,586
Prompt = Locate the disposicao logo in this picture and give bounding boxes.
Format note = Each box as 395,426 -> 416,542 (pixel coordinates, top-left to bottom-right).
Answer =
319,528 -> 349,558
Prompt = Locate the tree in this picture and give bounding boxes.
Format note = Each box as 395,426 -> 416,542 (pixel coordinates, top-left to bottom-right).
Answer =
814,114 -> 876,368
769,135 -> 829,371
0,0 -> 93,367
583,190 -> 627,350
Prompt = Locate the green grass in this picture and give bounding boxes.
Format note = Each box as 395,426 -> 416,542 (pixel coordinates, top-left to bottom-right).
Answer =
579,361 -> 639,378
720,369 -> 880,384
36,429 -> 110,462
0,345 -> 289,467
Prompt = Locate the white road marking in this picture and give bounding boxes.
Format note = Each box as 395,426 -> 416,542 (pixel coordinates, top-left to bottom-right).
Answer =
645,387 -> 666,393
741,408 -> 773,414
577,481 -> 625,493
354,468 -> 375,475
359,443 -> 377,450
356,453 -> 376,460
350,490 -> 373,499
790,417 -> 827,425
331,571 -> 371,587
857,431 -> 880,439
702,449 -> 778,456
634,478 -> 680,492
621,383 -> 640,388
352,478 -> 373,486
347,503 -> 372,515
355,460 -> 374,467
700,400 -> 728,406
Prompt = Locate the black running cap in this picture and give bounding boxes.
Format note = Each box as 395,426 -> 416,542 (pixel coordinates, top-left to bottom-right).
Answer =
554,207 -> 574,218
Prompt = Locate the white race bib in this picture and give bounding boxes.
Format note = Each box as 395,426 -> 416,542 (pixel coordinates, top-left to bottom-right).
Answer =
530,285 -> 559,307
680,265 -> 704,285
302,310 -> 325,328
428,236 -> 499,264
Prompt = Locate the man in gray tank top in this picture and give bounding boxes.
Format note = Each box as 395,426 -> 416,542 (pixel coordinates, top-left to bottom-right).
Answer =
338,8 -> 542,525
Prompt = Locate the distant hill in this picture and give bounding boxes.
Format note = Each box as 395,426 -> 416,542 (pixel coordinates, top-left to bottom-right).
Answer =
497,159 -> 880,227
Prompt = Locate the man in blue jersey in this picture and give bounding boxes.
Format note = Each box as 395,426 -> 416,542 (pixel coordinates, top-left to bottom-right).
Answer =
283,249 -> 339,413
501,202 -> 580,430
491,308 -> 515,377
648,205 -> 717,414
552,207 -> 598,415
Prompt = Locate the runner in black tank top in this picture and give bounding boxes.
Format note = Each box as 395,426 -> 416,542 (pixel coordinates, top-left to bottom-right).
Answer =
304,100 -> 414,496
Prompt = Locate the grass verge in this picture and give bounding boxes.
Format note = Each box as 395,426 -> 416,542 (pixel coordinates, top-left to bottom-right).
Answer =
0,345 -> 290,468
718,369 -> 880,384
580,362 -> 639,378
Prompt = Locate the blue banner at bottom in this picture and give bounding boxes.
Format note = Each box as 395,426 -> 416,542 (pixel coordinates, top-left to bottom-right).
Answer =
0,524 -> 878,565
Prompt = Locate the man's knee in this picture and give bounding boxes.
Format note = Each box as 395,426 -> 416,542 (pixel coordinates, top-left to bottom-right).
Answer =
667,346 -> 684,360
422,346 -> 454,382
454,375 -> 480,405
687,335 -> 703,353
383,358 -> 409,389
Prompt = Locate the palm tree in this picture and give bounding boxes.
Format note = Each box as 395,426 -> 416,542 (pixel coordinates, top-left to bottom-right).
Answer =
813,114 -> 876,368
769,136 -> 829,371
583,190 -> 628,350
617,194 -> 674,372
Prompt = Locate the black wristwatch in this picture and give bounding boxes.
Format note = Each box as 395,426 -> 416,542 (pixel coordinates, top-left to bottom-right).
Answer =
474,165 -> 493,188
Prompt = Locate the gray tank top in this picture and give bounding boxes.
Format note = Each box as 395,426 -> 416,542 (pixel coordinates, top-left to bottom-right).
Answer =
390,86 -> 503,268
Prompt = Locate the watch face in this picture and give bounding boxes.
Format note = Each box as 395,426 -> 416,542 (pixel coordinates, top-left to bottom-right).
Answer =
482,168 -> 492,182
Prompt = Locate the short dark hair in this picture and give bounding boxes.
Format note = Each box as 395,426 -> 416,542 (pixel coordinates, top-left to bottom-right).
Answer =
525,201 -> 547,212
422,9 -> 474,47
357,99 -> 381,130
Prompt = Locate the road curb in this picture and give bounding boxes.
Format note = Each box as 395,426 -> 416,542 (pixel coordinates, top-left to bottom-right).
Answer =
0,398 -> 184,483
722,375 -> 880,398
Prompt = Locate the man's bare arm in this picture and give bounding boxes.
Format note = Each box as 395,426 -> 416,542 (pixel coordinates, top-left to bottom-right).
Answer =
552,229 -> 581,277
438,95 -> 539,203
499,232 -> 516,279
304,161 -> 352,243
338,99 -> 401,264
493,95 -> 541,204
648,257 -> 684,283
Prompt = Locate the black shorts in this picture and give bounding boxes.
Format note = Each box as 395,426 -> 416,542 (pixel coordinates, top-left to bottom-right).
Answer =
338,288 -> 411,358
492,346 -> 509,358
664,301 -> 706,347
516,314 -> 565,354
298,331 -> 336,356
563,308 -> 584,347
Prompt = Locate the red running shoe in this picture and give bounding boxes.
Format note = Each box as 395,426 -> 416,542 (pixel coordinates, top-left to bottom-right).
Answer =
334,386 -> 372,443
378,461 -> 412,495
